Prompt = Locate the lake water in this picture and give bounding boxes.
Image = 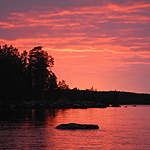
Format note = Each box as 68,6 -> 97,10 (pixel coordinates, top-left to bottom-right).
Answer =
0,105 -> 150,149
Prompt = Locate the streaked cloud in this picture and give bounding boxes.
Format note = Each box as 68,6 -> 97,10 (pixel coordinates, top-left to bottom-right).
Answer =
0,0 -> 150,93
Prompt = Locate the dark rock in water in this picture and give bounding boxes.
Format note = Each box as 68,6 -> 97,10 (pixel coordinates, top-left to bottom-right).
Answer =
55,123 -> 99,130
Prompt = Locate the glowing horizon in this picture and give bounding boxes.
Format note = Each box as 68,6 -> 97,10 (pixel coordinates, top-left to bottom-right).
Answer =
0,0 -> 150,93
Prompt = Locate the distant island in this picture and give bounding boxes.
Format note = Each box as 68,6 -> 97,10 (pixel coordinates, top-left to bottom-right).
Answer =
0,44 -> 150,110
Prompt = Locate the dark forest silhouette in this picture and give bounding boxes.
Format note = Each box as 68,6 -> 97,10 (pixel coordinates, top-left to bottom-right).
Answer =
0,44 -> 150,109
0,45 -> 58,101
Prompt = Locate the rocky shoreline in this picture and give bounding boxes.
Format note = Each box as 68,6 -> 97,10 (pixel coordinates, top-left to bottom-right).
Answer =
0,100 -> 110,110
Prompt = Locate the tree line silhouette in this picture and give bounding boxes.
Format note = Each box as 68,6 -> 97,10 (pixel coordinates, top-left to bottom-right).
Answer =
0,44 -> 70,104
0,44 -> 150,109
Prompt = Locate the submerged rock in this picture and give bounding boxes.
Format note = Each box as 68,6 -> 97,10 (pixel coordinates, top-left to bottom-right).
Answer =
55,123 -> 99,130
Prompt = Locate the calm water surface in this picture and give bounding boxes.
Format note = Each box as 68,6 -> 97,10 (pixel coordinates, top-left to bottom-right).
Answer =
0,105 -> 150,149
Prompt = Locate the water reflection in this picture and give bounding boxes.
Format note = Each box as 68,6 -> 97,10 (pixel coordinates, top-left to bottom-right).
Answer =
0,108 -> 59,122
0,108 -> 60,149
0,106 -> 150,149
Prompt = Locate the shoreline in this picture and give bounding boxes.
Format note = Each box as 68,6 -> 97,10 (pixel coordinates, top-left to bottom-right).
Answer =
1,100 -> 150,110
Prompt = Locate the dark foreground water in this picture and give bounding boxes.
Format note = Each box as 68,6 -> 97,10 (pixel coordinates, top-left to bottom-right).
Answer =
0,105 -> 150,149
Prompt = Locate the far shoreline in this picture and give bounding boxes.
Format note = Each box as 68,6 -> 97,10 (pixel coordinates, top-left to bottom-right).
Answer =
1,90 -> 150,110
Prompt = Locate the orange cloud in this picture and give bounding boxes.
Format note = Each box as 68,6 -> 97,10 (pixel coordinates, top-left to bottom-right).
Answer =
0,21 -> 14,28
0,0 -> 150,92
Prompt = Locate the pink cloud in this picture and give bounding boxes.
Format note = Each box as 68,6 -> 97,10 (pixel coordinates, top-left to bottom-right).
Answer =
0,0 -> 150,93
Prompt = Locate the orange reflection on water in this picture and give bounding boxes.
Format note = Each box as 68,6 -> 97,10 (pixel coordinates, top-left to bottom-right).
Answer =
1,106 -> 150,149
44,106 -> 150,149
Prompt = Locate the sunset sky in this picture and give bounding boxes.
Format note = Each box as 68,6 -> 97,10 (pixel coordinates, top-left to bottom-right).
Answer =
0,0 -> 150,93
